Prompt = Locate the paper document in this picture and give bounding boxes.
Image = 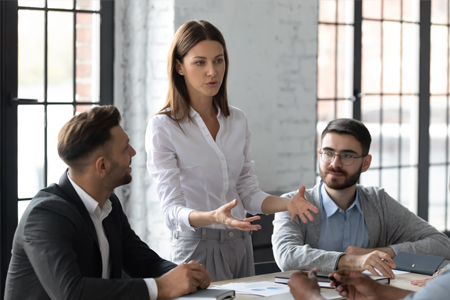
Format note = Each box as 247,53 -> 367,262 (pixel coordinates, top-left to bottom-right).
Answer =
212,281 -> 290,296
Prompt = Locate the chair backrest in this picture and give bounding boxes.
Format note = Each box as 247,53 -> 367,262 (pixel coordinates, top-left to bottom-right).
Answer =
254,261 -> 281,275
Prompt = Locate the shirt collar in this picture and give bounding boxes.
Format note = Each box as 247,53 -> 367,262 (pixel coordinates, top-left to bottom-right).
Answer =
189,104 -> 222,118
67,173 -> 112,216
320,181 -> 363,217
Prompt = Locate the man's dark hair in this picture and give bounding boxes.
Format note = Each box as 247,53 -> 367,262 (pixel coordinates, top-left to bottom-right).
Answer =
321,118 -> 372,155
58,105 -> 121,170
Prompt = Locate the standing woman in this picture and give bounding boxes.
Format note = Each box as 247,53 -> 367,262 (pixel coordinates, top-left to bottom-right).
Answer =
145,20 -> 318,281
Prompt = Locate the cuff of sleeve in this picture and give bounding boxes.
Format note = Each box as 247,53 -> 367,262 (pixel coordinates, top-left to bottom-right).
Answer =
390,246 -> 398,255
334,253 -> 346,270
248,191 -> 270,214
178,207 -> 196,231
144,278 -> 158,300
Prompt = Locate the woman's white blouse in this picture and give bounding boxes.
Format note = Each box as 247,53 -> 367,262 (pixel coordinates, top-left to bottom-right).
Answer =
145,105 -> 269,232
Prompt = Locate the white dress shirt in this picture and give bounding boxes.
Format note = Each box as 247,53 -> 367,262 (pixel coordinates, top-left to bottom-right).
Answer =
67,174 -> 158,300
145,105 -> 269,231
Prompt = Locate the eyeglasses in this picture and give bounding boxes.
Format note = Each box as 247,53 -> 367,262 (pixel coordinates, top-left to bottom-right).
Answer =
319,150 -> 366,166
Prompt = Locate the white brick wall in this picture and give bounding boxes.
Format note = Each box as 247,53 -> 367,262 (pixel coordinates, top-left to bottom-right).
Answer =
115,0 -> 318,256
173,0 -> 318,192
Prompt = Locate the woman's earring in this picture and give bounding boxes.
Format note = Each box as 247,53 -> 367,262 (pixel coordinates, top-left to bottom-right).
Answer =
179,71 -> 183,75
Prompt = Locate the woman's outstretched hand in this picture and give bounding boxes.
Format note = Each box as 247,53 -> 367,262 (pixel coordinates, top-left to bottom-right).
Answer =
287,186 -> 319,223
213,199 -> 261,231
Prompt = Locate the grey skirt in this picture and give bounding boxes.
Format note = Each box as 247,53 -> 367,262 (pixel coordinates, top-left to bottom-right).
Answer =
171,228 -> 255,282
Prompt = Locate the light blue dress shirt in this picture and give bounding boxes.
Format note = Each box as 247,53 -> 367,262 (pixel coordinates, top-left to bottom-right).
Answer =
317,181 -> 370,252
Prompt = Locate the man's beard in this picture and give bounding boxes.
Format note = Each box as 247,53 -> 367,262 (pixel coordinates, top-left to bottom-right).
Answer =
319,164 -> 362,190
109,160 -> 132,188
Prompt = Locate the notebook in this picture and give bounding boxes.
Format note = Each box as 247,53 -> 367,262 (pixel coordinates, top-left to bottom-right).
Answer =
275,274 -> 390,287
393,251 -> 445,275
170,289 -> 235,300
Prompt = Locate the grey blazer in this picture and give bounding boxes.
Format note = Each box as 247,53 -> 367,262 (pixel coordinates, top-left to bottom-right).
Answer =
272,183 -> 450,272
4,171 -> 177,300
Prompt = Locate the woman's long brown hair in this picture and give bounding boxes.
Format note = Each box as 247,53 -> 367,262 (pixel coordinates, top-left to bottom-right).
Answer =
158,20 -> 230,126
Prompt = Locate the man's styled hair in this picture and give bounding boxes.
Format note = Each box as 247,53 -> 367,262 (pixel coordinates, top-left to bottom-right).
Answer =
58,105 -> 121,169
321,118 -> 372,155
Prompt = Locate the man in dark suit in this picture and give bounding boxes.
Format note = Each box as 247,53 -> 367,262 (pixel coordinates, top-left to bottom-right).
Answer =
4,105 -> 210,300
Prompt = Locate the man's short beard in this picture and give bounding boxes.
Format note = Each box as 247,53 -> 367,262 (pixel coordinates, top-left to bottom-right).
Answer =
320,164 -> 362,190
109,160 -> 132,188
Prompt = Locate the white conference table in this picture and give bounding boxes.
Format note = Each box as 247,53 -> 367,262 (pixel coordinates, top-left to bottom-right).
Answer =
211,270 -> 430,300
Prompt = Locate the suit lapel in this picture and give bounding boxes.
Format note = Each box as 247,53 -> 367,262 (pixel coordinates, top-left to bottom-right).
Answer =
57,170 -> 100,247
102,194 -> 122,278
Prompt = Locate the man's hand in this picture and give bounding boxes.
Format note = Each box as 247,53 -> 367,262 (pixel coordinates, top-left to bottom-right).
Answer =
345,246 -> 396,258
287,269 -> 325,300
329,270 -> 382,300
345,246 -> 373,256
155,261 -> 211,299
287,186 -> 319,223
338,251 -> 396,279
213,199 -> 261,231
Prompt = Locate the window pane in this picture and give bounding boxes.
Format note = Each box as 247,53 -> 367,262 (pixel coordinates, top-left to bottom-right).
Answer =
431,0 -> 448,24
18,200 -> 32,222
319,0 -> 336,23
362,21 -> 381,94
384,0 -> 401,20
318,24 -> 336,99
362,96 -> 381,168
382,96 -> 400,167
363,0 -> 381,19
18,105 -> 45,198
381,168 -> 399,200
400,167 -> 416,208
402,23 -> 419,94
76,13 -> 100,103
317,100 -> 335,123
383,22 -> 401,94
337,0 -> 354,24
48,0 -> 74,9
360,169 -> 380,187
430,96 -> 448,164
400,96 -> 416,166
429,165 -> 447,231
336,25 -> 354,99
47,105 -> 73,185
18,10 -> 45,102
430,26 -> 448,95
48,12 -> 74,103
403,0 -> 420,23
19,0 -> 45,7
76,103 -> 97,114
77,0 -> 100,11
336,100 -> 353,119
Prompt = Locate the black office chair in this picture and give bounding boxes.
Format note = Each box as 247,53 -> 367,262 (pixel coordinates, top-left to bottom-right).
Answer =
254,261 -> 281,275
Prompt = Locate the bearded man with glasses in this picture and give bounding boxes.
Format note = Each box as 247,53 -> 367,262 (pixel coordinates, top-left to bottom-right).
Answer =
272,118 -> 450,278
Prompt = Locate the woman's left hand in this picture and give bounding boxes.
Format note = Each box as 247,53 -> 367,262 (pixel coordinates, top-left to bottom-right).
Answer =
213,199 -> 262,231
287,186 -> 319,223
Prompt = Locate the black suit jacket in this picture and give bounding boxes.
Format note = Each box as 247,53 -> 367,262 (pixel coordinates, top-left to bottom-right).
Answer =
4,171 -> 176,300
